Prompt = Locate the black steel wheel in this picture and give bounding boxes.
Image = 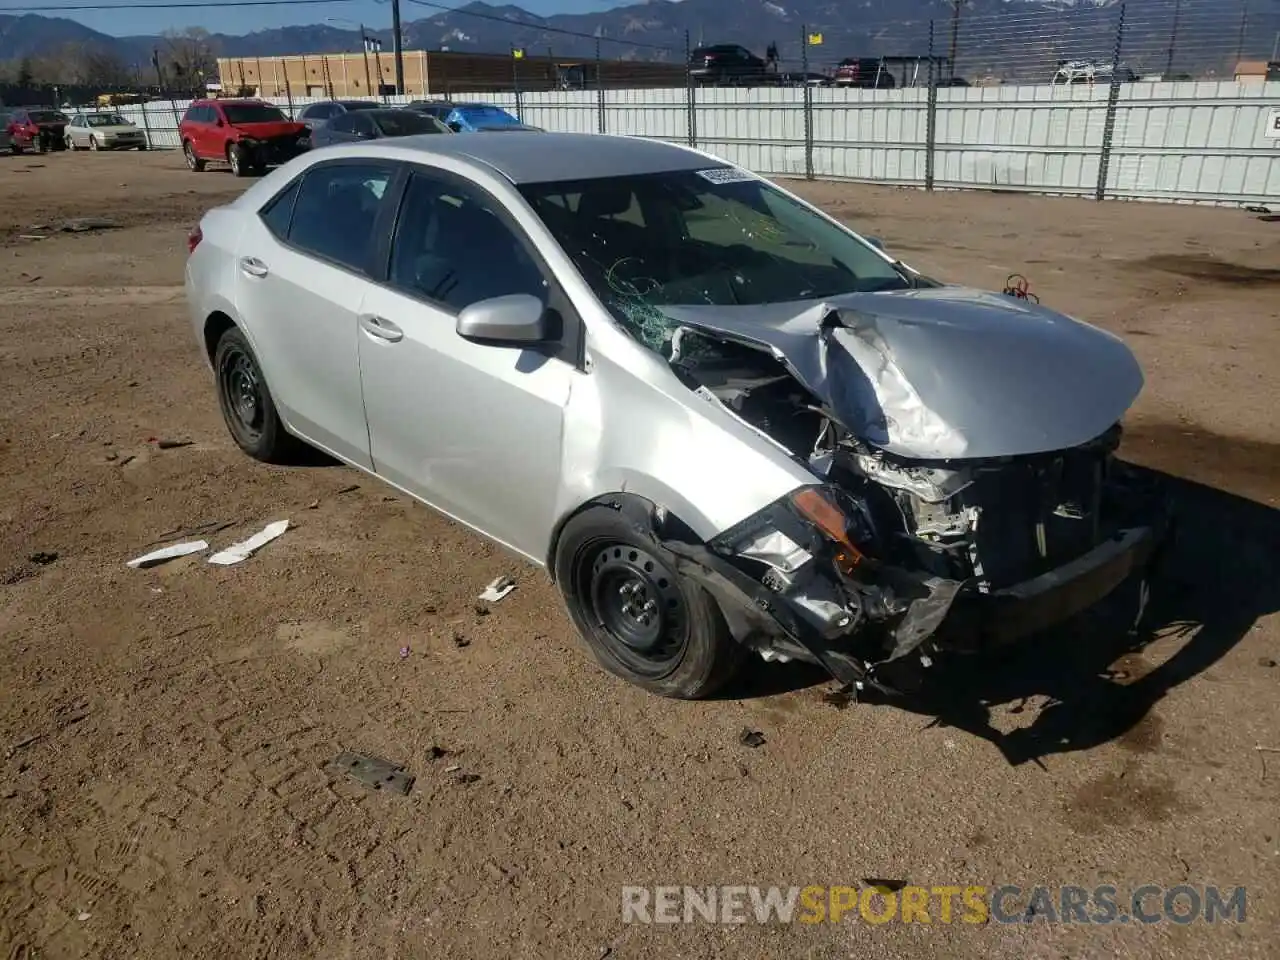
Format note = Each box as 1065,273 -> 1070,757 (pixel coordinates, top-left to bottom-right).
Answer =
554,502 -> 746,699
583,541 -> 688,678
212,326 -> 304,464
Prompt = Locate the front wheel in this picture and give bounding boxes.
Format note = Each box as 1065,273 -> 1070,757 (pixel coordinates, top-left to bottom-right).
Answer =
554,504 -> 746,699
227,142 -> 249,177
183,140 -> 205,171
65,136 -> 76,151
213,327 -> 306,464
89,136 -> 99,151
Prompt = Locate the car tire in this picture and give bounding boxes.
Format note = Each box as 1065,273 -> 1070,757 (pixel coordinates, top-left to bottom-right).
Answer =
10,143 -> 21,155
89,136 -> 99,151
213,326 -> 305,464
137,143 -> 148,151
65,136 -> 76,151
554,503 -> 746,699
183,140 -> 205,171
227,143 -> 249,177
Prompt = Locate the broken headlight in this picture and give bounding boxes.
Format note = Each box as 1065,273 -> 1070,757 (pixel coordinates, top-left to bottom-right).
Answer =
710,484 -> 877,583
709,485 -> 877,638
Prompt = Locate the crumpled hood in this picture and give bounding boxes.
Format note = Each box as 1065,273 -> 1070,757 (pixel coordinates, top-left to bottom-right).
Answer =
660,286 -> 1144,461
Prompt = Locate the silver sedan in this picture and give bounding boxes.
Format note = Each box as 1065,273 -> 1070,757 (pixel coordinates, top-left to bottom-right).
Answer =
184,132 -> 1168,700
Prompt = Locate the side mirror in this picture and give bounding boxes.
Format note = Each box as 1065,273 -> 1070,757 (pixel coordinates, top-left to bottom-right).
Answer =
456,294 -> 547,344
864,236 -> 886,251
215,118 -> 224,127
447,121 -> 462,132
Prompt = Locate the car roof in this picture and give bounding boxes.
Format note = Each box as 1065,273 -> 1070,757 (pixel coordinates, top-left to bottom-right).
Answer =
329,131 -> 722,184
361,109 -> 427,119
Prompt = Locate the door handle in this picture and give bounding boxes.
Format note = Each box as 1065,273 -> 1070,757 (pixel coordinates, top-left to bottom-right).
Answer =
239,256 -> 269,278
359,314 -> 403,343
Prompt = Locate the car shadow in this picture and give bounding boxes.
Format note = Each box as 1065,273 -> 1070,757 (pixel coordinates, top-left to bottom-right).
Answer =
728,465 -> 1280,764
867,465 -> 1280,765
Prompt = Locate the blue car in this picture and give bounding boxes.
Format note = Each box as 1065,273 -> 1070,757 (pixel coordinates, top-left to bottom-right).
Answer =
443,103 -> 538,133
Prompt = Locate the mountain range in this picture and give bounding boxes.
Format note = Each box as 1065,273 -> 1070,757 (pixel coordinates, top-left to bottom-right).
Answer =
1,0 -> 1276,79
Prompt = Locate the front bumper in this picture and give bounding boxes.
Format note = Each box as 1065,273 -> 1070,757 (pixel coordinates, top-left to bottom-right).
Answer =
945,526 -> 1159,648
670,511 -> 1171,695
241,137 -> 304,166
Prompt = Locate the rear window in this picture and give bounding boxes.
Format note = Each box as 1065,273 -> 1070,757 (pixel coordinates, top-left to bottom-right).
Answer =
372,112 -> 447,137
342,101 -> 381,111
222,103 -> 287,124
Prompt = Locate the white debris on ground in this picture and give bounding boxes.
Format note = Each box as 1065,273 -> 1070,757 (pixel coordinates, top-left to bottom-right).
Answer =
126,540 -> 209,569
208,520 -> 289,566
478,576 -> 517,603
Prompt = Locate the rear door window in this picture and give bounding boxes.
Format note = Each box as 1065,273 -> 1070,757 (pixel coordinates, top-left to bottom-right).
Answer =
259,179 -> 301,240
286,163 -> 396,274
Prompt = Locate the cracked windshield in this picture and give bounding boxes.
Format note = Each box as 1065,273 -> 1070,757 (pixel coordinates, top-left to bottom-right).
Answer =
520,169 -> 907,351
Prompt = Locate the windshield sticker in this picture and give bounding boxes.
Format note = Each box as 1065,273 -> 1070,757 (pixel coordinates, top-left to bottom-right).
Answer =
695,167 -> 757,185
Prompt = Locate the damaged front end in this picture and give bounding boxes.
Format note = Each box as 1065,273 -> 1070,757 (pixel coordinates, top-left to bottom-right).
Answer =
641,294 -> 1173,695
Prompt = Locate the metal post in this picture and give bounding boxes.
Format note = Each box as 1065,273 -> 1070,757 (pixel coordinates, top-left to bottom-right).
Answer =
392,0 -> 405,95
948,0 -> 961,76
513,50 -> 523,120
282,60 -> 294,116
1164,0 -> 1181,78
685,29 -> 697,147
360,27 -> 373,97
138,94 -> 153,147
596,37 -> 605,134
322,56 -> 334,99
801,25 -> 813,180
925,20 -> 937,191
1235,0 -> 1249,63
1096,3 -> 1125,202
372,42 -> 387,102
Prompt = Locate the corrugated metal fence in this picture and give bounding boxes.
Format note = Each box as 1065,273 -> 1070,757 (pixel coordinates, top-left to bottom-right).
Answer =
115,81 -> 1280,205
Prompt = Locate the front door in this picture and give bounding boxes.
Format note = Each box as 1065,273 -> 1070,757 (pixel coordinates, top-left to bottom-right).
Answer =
234,159 -> 399,468
356,169 -> 578,561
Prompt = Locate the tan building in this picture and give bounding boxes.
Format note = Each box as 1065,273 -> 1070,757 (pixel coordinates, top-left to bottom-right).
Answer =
1233,60 -> 1280,84
216,50 -> 687,100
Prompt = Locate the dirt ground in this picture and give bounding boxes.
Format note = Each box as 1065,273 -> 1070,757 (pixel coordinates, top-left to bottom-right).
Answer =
1,150 -> 1277,960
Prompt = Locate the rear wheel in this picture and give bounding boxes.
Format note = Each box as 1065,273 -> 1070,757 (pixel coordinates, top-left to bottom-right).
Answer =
213,326 -> 305,464
554,504 -> 746,699
183,140 -> 205,171
89,136 -> 99,151
65,135 -> 76,151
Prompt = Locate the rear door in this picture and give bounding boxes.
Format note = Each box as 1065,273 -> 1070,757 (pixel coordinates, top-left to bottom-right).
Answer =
233,159 -> 401,467
194,105 -> 218,158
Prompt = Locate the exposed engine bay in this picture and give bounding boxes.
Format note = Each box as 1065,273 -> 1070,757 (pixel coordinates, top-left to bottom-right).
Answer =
649,305 -> 1171,695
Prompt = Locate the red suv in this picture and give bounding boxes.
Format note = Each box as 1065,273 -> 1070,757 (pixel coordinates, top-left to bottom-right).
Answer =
6,107 -> 69,154
179,99 -> 306,177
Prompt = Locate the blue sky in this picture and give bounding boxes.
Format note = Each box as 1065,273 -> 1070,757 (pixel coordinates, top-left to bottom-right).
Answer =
16,0 -> 641,38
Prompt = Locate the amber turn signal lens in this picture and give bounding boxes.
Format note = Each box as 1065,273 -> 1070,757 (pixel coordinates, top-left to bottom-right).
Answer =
791,488 -> 865,567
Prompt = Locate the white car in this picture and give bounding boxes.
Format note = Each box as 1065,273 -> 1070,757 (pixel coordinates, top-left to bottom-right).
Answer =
64,111 -> 147,151
184,132 -> 1166,701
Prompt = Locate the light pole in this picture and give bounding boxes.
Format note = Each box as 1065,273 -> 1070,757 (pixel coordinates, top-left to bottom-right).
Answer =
392,0 -> 404,96
328,17 -> 373,97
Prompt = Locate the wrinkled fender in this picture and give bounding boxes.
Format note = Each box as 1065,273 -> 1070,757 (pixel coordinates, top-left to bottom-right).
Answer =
542,336 -> 818,573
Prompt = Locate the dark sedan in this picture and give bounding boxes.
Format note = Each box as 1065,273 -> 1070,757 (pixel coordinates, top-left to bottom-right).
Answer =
308,108 -> 450,147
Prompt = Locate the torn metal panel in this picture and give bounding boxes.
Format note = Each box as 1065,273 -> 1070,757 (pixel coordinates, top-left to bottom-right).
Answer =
659,287 -> 1144,461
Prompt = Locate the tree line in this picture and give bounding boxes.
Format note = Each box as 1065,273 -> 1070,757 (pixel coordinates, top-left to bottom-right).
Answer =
0,28 -> 219,94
